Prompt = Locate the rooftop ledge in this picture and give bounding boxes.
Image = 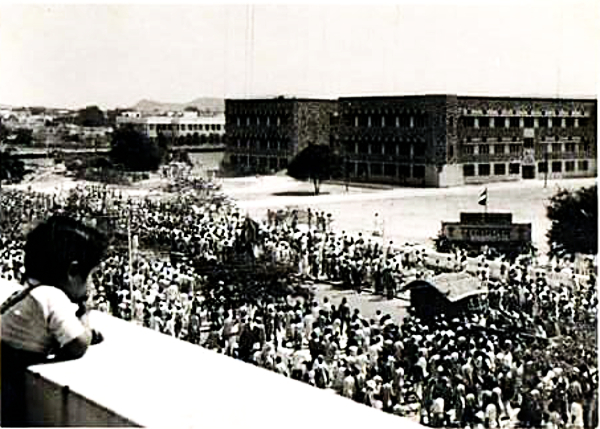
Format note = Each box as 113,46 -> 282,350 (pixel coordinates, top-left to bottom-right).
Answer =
22,311 -> 424,428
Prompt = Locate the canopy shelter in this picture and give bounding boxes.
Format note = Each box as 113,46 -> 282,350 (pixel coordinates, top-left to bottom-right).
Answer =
401,272 -> 488,320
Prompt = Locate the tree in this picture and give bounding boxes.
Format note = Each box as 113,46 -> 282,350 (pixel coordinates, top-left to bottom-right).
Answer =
0,122 -> 8,142
110,125 -> 166,171
12,128 -> 33,146
76,105 -> 106,127
287,144 -> 340,195
0,148 -> 25,183
547,185 -> 597,259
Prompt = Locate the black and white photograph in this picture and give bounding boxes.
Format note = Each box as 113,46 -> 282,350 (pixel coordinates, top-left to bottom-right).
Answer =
0,2 -> 597,428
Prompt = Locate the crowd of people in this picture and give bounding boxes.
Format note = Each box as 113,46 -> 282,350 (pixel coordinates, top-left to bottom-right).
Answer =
0,181 -> 597,428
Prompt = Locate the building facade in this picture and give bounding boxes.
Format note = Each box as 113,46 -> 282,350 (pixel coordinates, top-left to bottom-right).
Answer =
338,95 -> 597,187
116,112 -> 225,144
225,98 -> 338,174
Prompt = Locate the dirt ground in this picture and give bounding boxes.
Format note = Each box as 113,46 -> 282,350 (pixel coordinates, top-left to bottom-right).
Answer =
226,175 -> 596,256
10,158 -> 596,257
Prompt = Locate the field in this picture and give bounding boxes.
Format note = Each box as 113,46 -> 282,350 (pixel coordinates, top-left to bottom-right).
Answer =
17,151 -> 597,256
224,175 -> 597,256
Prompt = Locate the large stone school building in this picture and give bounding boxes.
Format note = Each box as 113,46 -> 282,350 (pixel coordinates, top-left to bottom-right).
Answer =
225,95 -> 596,187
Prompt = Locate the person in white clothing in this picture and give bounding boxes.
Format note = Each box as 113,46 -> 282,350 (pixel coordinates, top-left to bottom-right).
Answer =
1,215 -> 107,426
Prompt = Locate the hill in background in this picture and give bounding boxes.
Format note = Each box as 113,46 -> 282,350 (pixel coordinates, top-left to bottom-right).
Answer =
132,97 -> 224,114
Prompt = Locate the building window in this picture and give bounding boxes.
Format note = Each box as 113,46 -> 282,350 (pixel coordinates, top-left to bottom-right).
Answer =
538,117 -> 548,128
552,161 -> 562,172
462,146 -> 474,155
565,143 -> 575,152
478,164 -> 490,176
463,164 -> 475,177
566,118 -> 575,128
494,163 -> 506,175
509,117 -> 520,128
372,142 -> 382,155
414,144 -> 425,157
463,117 -> 475,127
497,137 -> 502,142
578,160 -> 588,171
509,163 -> 520,175
479,117 -> 489,128
494,144 -> 505,155
481,137 -> 487,143
414,114 -> 426,128
524,117 -> 534,128
565,161 -> 575,172
538,162 -> 547,173
552,143 -> 562,153
479,145 -> 489,155
509,144 -> 520,154
399,143 -> 410,157
384,164 -> 396,177
398,164 -> 410,177
466,137 -> 472,143
523,138 -> 534,149
371,163 -> 382,176
413,165 -> 425,178
236,117 -> 241,126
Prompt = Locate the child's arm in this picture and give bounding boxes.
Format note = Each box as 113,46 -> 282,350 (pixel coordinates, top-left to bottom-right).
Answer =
46,295 -> 95,361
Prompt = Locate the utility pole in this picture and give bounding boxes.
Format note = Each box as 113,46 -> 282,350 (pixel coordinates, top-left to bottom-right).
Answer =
127,211 -> 134,321
544,147 -> 549,188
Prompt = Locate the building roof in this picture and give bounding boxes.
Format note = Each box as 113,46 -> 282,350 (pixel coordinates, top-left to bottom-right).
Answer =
403,272 -> 486,302
339,94 -> 597,103
225,97 -> 337,103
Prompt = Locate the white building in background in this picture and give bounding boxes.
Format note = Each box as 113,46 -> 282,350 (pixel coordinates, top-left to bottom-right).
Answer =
116,112 -> 225,143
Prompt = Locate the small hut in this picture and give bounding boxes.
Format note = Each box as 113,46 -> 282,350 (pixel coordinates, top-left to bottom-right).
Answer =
401,272 -> 488,320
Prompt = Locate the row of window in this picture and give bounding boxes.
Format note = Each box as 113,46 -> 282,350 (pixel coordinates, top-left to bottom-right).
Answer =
464,135 -> 582,144
350,142 -> 425,157
350,162 -> 426,179
150,123 -> 222,131
463,144 -> 521,156
461,142 -> 589,156
463,160 -> 589,177
460,116 -> 587,129
235,140 -> 288,151
233,116 -> 284,127
230,155 -> 288,170
347,114 -> 428,129
464,108 -> 585,116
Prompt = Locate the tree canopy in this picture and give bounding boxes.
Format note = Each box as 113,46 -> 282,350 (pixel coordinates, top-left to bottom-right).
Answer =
11,128 -> 33,146
110,125 -> 167,172
76,105 -> 106,127
546,184 -> 597,258
0,148 -> 25,183
286,144 -> 340,195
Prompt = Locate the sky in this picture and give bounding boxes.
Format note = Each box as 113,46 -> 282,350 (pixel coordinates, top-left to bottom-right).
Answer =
0,2 -> 597,109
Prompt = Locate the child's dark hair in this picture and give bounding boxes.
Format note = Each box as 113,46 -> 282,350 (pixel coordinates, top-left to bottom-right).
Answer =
24,215 -> 108,287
